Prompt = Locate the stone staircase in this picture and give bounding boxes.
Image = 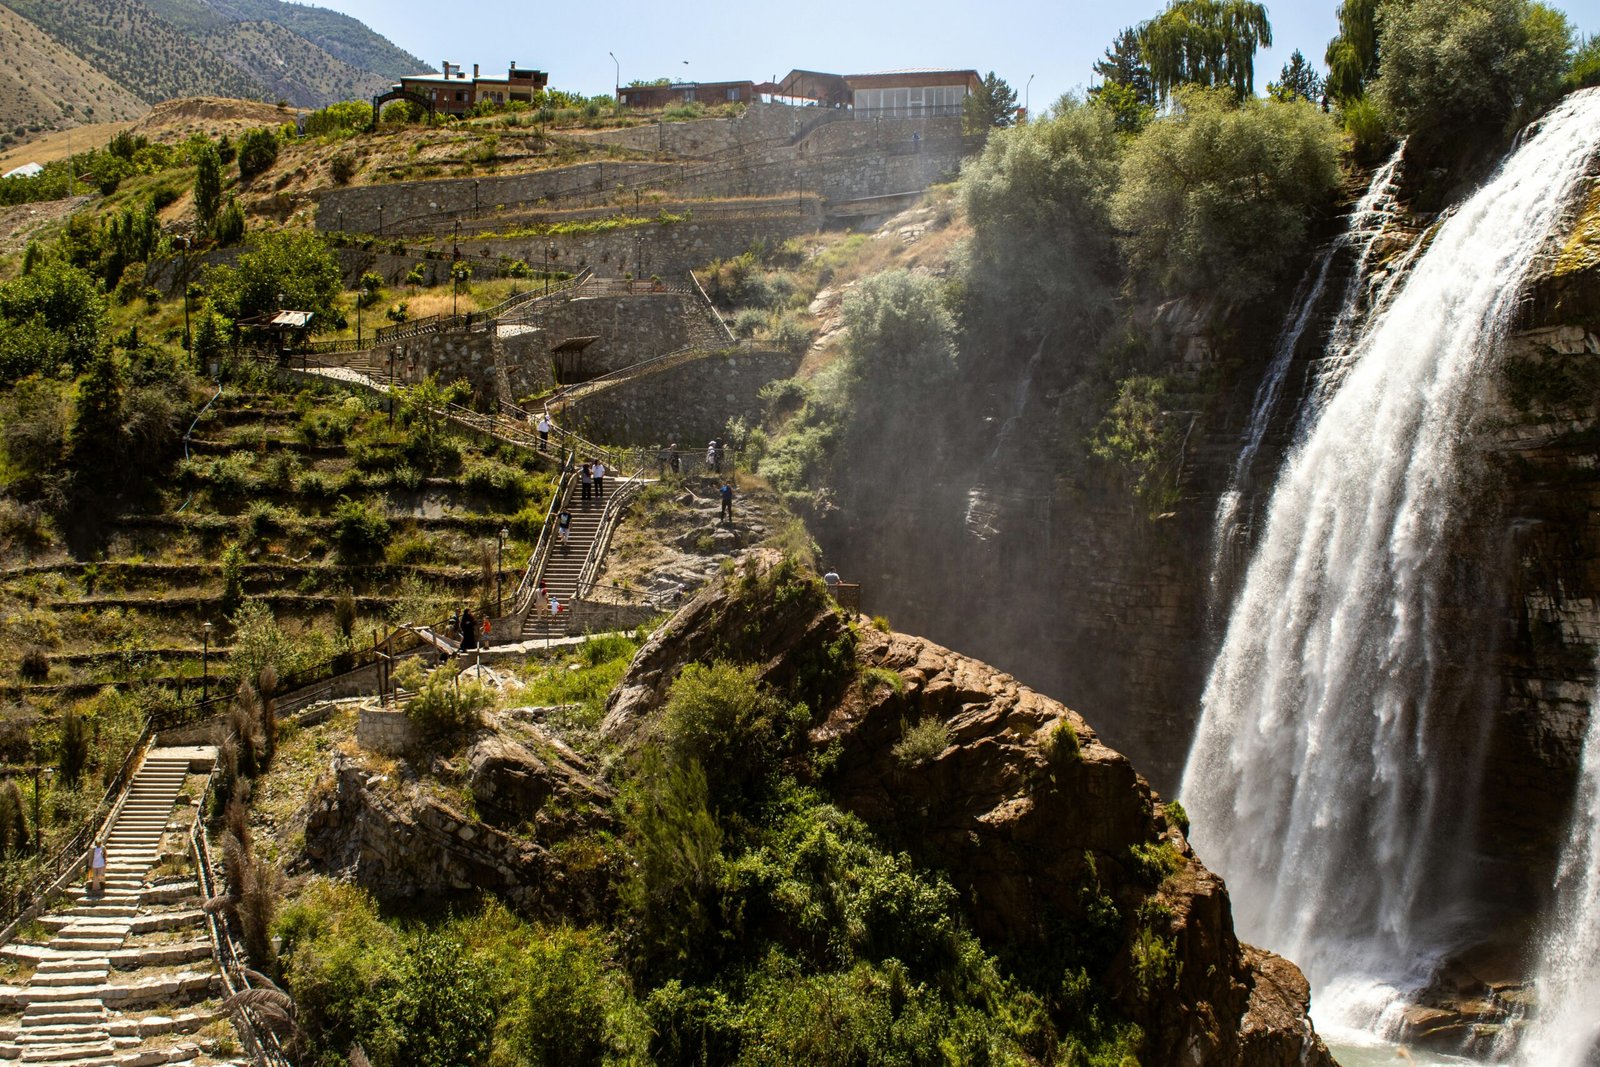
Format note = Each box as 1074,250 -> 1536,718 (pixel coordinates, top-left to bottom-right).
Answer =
0,748 -> 243,1067
521,477 -> 620,640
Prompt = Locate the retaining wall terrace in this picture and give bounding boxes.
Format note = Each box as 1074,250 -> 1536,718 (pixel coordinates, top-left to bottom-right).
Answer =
563,347 -> 800,446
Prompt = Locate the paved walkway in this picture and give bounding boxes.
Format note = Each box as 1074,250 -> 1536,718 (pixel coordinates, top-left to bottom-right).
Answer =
0,748 -> 243,1067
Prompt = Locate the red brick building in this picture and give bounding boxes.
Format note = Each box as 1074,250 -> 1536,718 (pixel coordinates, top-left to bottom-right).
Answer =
397,62 -> 549,116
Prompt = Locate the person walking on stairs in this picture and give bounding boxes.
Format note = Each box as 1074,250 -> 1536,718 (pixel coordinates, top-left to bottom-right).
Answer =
536,411 -> 552,452
558,507 -> 572,548
88,839 -> 107,895
720,481 -> 734,524
592,459 -> 607,501
580,461 -> 593,503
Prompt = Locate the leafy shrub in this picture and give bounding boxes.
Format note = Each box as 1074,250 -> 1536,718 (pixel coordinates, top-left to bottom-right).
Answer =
331,496 -> 391,565
396,659 -> 492,747
1127,840 -> 1183,886
297,407 -> 354,446
329,153 -> 358,185
18,647 -> 48,682
56,710 -> 90,786
237,127 -> 279,180
207,452 -> 256,501
732,307 -> 766,338
1041,718 -> 1081,766
219,541 -> 247,611
213,197 -> 245,245
462,459 -> 533,509
500,926 -> 648,1064
656,660 -> 807,812
1164,799 -> 1190,835
768,310 -> 812,354
892,716 -> 948,766
390,464 -> 423,492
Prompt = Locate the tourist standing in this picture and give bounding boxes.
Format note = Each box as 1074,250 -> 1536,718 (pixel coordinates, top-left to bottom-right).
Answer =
719,481 -> 734,524
558,507 -> 572,547
536,411 -> 551,452
580,461 -> 593,503
88,840 -> 107,895
460,608 -> 478,651
823,567 -> 841,595
592,459 -> 607,500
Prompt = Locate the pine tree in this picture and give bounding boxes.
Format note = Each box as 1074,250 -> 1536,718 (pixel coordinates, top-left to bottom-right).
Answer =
962,72 -> 1020,134
1091,27 -> 1158,131
193,142 -> 222,231
1268,49 -> 1326,104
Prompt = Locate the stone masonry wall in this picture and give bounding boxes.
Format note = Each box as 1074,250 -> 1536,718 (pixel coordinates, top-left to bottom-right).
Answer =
532,292 -> 709,376
563,347 -> 799,446
392,324 -> 555,403
569,101 -> 848,158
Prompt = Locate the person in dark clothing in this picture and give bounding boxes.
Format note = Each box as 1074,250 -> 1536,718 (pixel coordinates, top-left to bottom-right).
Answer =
719,482 -> 733,524
580,461 -> 592,503
460,608 -> 478,651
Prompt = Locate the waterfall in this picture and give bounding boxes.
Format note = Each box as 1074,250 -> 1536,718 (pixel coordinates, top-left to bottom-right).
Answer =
1181,89 -> 1600,1045
1208,146 -> 1406,609
1515,666 -> 1600,1064
964,341 -> 1045,540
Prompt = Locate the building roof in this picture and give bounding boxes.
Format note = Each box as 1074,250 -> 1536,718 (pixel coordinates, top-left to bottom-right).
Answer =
3,162 -> 44,179
844,69 -> 982,89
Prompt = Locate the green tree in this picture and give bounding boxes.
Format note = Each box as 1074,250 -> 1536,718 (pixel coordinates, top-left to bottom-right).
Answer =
0,261 -> 108,378
213,196 -> 245,245
204,230 -> 342,326
0,376 -> 72,505
962,72 -> 1019,133
1111,87 -> 1342,296
1268,49 -> 1326,103
959,98 -> 1123,326
1140,0 -> 1273,101
69,349 -> 124,483
842,270 -> 956,389
1325,0 -> 1381,102
237,127 -> 279,180
1090,27 -> 1158,132
382,931 -> 495,1067
193,142 -> 222,231
1370,0 -> 1572,136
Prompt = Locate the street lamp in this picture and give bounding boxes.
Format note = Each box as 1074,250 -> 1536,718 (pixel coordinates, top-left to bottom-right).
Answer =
496,526 -> 508,614
1025,74 -> 1034,119
175,235 -> 193,352
609,51 -> 619,101
201,621 -> 213,703
473,179 -> 480,215
544,243 -> 554,295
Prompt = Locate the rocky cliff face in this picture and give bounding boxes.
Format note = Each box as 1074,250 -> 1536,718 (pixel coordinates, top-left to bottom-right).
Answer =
602,552 -> 1331,1067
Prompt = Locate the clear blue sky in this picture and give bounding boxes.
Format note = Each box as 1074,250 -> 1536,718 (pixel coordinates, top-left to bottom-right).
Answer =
310,0 -> 1600,115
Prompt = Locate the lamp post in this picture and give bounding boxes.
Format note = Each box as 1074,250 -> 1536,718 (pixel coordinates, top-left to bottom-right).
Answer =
473,180 -> 480,216
496,526 -> 508,614
30,767 -> 52,853
1025,74 -> 1034,119
201,621 -> 213,703
544,243 -> 554,295
388,347 -> 397,425
453,218 -> 460,260
609,51 -> 619,101
176,236 -> 192,352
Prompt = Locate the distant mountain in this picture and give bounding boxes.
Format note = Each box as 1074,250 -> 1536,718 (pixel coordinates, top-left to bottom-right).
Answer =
0,3 -> 149,141
0,0 -> 427,113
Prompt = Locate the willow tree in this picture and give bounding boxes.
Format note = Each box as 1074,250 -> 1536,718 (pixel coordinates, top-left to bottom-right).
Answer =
1139,0 -> 1272,102
1324,0 -> 1380,103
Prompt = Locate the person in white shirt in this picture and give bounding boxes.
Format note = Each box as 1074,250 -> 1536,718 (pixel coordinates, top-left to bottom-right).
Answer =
591,459 -> 607,500
536,412 -> 551,452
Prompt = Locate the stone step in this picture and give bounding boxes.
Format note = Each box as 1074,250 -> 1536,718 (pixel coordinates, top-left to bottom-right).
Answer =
128,910 -> 203,936
104,1009 -> 221,1040
13,1024 -> 106,1040
21,1001 -> 105,1020
46,939 -> 125,953
17,1040 -> 117,1062
17,1028 -> 110,1045
109,942 -> 212,970
2,986 -> 106,1005
29,971 -> 110,988
34,958 -> 110,974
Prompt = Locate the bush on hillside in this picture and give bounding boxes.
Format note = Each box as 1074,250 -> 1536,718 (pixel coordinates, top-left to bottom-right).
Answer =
331,496 -> 391,564
237,127 -> 279,180
1112,87 -> 1341,297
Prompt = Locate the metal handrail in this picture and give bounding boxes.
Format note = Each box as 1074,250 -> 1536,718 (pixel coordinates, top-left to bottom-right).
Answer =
190,779 -> 294,1067
688,269 -> 738,345
547,343 -> 708,407
512,452 -> 574,617
576,467 -> 647,600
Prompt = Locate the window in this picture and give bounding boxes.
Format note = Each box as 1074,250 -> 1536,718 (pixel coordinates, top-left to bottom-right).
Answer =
726,87 -> 740,101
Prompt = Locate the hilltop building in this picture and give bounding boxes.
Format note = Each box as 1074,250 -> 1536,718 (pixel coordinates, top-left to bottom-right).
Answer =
764,69 -> 982,119
396,62 -> 549,115
616,68 -> 981,119
618,80 -> 757,109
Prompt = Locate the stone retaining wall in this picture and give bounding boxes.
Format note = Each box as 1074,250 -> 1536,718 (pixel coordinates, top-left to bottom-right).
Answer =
563,347 -> 800,445
357,707 -> 414,755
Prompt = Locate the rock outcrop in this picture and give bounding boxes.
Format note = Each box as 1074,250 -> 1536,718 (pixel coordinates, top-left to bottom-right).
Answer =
602,552 -> 1331,1067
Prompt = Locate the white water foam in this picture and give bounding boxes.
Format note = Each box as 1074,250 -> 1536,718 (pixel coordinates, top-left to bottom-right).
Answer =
1182,90 -> 1600,1042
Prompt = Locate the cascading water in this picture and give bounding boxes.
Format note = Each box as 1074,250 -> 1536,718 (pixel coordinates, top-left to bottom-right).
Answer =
1513,664 -> 1600,1064
1208,146 -> 1406,609
1181,89 -> 1600,1045
964,341 -> 1044,540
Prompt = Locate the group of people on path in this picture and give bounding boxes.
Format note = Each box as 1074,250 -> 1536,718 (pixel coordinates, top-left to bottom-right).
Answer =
579,459 -> 608,503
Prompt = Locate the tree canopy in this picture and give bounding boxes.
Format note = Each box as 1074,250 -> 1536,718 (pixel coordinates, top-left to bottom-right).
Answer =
1370,0 -> 1572,136
1325,0 -> 1381,103
1268,49 -> 1326,103
203,230 -> 343,328
962,72 -> 1019,133
1091,28 -> 1158,132
1139,0 -> 1273,101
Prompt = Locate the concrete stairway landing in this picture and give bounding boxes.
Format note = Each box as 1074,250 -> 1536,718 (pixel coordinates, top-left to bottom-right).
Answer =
0,747 -> 244,1067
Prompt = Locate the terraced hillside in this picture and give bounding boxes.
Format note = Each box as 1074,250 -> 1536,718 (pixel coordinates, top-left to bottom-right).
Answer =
0,373 -> 556,705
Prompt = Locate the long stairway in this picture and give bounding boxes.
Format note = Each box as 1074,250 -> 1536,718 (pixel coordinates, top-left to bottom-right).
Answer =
521,476 -> 620,640
0,747 -> 241,1067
